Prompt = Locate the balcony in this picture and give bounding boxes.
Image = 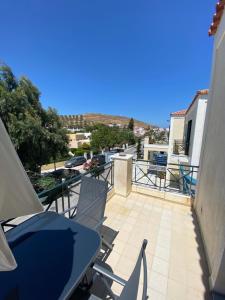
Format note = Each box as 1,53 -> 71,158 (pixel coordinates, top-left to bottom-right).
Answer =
173,140 -> 186,156
2,156 -> 211,299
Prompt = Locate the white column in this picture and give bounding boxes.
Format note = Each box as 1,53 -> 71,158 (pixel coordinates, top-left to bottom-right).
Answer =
112,154 -> 133,197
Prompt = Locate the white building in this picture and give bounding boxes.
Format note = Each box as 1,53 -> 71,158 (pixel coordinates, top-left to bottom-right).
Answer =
167,90 -> 208,167
184,90 -> 208,166
195,1 -> 225,295
167,109 -> 187,164
134,126 -> 146,137
67,132 -> 91,149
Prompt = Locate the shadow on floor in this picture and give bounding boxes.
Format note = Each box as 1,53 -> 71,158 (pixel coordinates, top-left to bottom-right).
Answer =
191,207 -> 212,300
70,256 -> 118,300
70,225 -> 119,299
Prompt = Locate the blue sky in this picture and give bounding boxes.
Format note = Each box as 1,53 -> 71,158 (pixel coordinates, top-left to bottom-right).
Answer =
0,0 -> 215,127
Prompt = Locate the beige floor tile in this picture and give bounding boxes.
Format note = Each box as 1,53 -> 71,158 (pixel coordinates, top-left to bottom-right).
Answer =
167,279 -> 187,300
120,222 -> 134,233
103,193 -> 210,299
147,288 -> 166,300
168,264 -> 187,285
116,230 -> 130,243
115,255 -> 135,277
186,270 -> 207,292
112,241 -> 126,254
152,257 -> 169,276
185,287 -> 208,300
125,216 -> 137,225
149,271 -> 168,295
106,251 -> 121,268
155,245 -> 170,262
121,244 -> 140,261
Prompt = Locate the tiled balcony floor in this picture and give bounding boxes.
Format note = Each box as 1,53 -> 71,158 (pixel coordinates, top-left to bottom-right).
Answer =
100,192 -> 211,300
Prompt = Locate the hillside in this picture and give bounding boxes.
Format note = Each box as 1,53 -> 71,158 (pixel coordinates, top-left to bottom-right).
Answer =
60,113 -> 153,128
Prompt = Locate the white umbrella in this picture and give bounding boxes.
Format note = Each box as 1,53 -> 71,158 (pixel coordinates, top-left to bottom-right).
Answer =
0,119 -> 44,271
0,227 -> 17,271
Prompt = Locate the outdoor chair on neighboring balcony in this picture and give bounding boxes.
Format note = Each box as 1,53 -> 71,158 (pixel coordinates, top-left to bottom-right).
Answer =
89,239 -> 148,300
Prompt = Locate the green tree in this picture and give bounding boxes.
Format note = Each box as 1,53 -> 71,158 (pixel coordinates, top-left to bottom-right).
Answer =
146,128 -> 167,144
75,115 -> 79,125
90,124 -> 136,151
128,117 -> 134,131
0,64 -> 68,172
91,124 -> 111,151
136,138 -> 142,159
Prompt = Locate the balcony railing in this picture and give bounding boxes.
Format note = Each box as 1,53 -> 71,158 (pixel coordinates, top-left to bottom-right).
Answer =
37,161 -> 114,217
173,139 -> 186,155
132,159 -> 198,197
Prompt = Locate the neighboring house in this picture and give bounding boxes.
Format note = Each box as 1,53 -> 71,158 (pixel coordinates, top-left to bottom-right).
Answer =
67,132 -> 91,149
143,136 -> 169,162
195,2 -> 225,295
167,109 -> 187,164
167,90 -> 208,167
134,126 -> 146,137
184,90 -> 208,166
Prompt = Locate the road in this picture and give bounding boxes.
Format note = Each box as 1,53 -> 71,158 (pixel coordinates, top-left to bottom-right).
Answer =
124,145 -> 137,157
41,145 -> 137,174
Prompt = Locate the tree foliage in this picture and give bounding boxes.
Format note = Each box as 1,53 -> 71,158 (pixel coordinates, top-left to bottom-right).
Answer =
136,138 -> 142,159
90,124 -> 135,151
146,128 -> 168,144
128,117 -> 134,131
0,64 -> 68,172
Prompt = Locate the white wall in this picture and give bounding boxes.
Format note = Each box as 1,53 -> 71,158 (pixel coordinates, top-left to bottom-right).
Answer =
191,98 -> 207,166
167,116 -> 185,164
144,144 -> 168,160
195,10 -> 225,295
184,96 -> 208,166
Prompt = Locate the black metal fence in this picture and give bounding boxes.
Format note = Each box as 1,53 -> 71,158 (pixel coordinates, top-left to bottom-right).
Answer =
173,139 -> 186,155
132,159 -> 198,197
38,161 -> 114,217
1,162 -> 114,232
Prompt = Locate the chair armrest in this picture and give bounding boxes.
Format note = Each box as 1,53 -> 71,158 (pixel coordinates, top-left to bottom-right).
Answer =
59,204 -> 77,215
142,243 -> 148,300
93,263 -> 127,286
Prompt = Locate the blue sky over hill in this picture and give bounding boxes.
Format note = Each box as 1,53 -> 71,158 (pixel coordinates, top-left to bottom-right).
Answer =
0,0 -> 215,126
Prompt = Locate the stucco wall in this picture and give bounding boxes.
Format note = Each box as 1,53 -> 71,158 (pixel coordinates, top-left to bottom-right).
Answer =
67,133 -> 90,148
144,144 -> 168,160
195,11 -> 225,294
167,116 -> 185,163
184,96 -> 207,166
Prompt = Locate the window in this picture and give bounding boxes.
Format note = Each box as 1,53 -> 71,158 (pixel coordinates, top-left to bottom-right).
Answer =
185,120 -> 192,155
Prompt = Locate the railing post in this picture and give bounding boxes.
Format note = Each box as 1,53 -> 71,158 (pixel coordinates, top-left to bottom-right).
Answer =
112,154 -> 133,197
135,160 -> 137,182
190,166 -> 193,197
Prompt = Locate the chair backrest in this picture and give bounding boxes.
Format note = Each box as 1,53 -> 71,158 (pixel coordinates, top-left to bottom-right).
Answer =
119,239 -> 148,300
74,176 -> 108,232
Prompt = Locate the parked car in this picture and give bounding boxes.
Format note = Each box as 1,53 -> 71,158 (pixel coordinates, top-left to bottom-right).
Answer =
108,148 -> 124,155
65,156 -> 86,168
83,154 -> 106,171
91,154 -> 106,166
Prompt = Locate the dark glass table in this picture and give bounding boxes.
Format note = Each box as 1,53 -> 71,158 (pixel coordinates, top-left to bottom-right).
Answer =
0,211 -> 101,300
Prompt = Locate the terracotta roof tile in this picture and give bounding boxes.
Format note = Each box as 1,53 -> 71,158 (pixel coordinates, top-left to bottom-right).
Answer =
209,0 -> 225,36
171,90 -> 209,117
186,89 -> 209,114
171,109 -> 187,117
196,89 -> 209,96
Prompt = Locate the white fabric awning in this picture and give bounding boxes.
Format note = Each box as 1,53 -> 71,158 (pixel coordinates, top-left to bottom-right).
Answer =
0,227 -> 17,271
0,119 -> 44,271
